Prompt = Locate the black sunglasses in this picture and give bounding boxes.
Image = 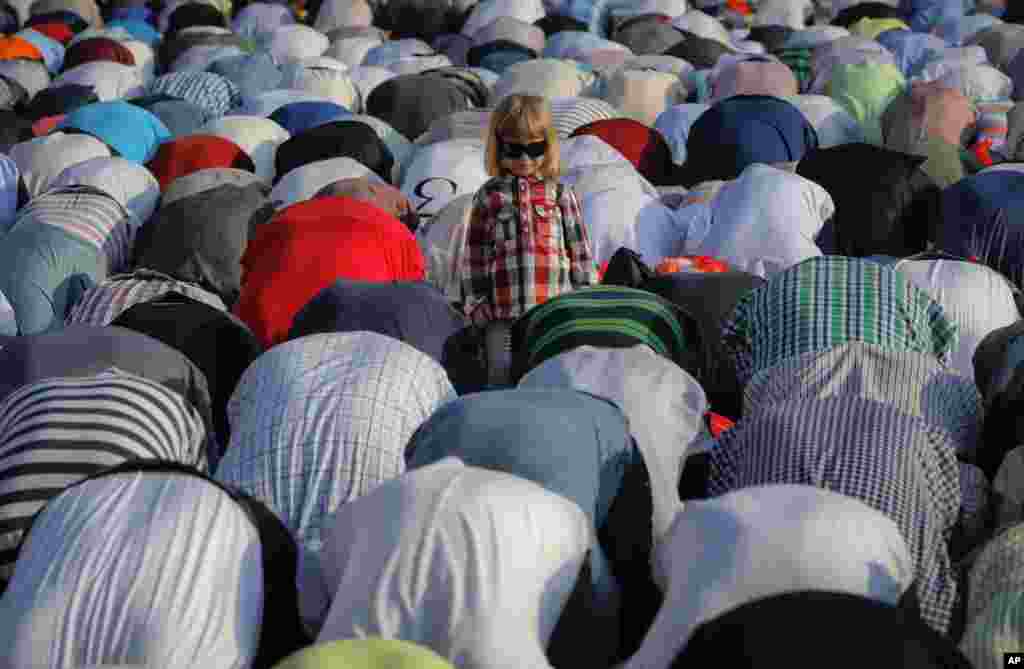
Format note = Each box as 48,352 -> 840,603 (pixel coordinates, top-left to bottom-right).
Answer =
499,139 -> 548,160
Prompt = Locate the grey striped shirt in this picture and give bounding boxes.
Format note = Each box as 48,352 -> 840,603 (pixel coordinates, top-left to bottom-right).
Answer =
0,368 -> 208,582
66,269 -> 227,327
13,186 -> 136,274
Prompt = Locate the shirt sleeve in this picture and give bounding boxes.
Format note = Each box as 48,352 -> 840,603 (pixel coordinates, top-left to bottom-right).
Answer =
558,183 -> 599,287
462,186 -> 494,318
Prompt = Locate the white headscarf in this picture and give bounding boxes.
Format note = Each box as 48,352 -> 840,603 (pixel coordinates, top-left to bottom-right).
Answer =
9,132 -> 111,200
313,457 -> 612,669
200,115 -> 291,182
599,69 -> 688,127
261,24 -> 330,64
695,164 -> 833,278
753,0 -> 814,29
278,58 -> 361,111
323,36 -> 382,68
558,135 -> 683,265
417,192 -> 473,301
518,345 -> 708,545
783,94 -> 865,147
0,471 -> 262,668
52,61 -> 146,101
50,156 -> 161,226
399,139 -> 488,220
894,258 -> 1021,382
231,1 -> 295,39
672,10 -> 732,46
271,156 -> 385,209
460,0 -> 546,37
624,484 -> 915,669
562,159 -> 683,266
489,58 -> 597,105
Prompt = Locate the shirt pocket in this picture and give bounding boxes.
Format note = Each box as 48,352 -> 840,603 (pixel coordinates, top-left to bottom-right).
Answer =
524,193 -> 567,259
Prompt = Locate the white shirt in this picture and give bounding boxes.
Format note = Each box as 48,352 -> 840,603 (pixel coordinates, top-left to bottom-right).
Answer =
0,472 -> 263,669
695,164 -> 833,278
895,258 -> 1021,382
200,115 -> 291,182
624,484 -> 915,669
313,458 -> 608,669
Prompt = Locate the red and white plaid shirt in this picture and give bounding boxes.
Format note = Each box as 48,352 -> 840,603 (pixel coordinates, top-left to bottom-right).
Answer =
462,175 -> 598,324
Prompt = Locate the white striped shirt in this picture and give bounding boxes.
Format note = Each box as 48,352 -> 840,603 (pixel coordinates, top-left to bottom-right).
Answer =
13,186 -> 136,274
66,269 -> 227,327
0,369 -> 207,582
549,96 -> 619,139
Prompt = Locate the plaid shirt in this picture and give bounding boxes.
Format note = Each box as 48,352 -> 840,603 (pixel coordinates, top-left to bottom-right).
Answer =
462,176 -> 598,324
709,396 -> 962,635
742,342 -> 984,459
721,256 -> 960,388
215,332 -> 457,555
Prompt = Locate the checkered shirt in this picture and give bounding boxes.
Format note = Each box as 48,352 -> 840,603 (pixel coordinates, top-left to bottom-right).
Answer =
214,332 -> 457,554
721,256 -> 960,389
709,396 -> 962,634
462,175 -> 598,324
743,341 -> 984,460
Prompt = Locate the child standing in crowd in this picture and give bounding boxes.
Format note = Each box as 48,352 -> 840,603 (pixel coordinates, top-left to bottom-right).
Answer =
462,94 -> 598,325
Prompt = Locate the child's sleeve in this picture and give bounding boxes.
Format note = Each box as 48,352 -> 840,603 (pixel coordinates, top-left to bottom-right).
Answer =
558,183 -> 599,287
461,186 -> 495,316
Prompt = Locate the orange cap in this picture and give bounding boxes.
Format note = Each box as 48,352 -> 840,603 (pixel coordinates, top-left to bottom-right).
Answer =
0,35 -> 44,62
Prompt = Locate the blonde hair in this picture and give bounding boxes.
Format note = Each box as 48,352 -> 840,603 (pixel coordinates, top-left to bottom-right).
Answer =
484,94 -> 560,178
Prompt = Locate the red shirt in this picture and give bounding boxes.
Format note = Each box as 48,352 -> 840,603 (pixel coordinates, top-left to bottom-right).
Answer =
234,196 -> 426,347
